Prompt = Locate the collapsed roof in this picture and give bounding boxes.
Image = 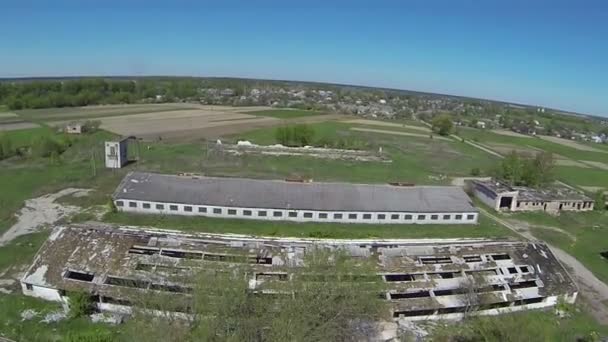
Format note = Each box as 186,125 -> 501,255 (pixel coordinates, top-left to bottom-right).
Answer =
22,223 -> 577,319
473,179 -> 591,202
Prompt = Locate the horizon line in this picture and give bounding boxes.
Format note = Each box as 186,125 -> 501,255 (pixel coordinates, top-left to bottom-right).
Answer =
0,74 -> 599,118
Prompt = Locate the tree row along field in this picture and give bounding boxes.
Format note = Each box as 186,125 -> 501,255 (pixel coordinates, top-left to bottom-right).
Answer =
455,126 -> 608,189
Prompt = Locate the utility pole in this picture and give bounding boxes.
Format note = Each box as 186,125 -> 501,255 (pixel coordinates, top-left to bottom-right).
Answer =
136,138 -> 141,169
91,149 -> 96,177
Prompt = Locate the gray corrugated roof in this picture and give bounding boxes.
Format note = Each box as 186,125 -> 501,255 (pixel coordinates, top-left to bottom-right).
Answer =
113,172 -> 478,213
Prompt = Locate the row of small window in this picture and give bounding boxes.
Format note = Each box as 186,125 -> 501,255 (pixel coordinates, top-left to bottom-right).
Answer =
115,201 -> 476,221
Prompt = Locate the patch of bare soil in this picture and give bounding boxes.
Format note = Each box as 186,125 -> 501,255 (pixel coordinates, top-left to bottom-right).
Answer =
580,160 -> 608,170
0,188 -> 90,246
491,129 -> 532,138
0,122 -> 39,131
555,159 -> 592,168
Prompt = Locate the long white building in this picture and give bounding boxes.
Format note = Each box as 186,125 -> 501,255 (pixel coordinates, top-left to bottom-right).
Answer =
112,172 -> 479,224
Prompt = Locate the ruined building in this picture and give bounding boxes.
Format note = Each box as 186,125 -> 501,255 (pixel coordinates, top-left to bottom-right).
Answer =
22,224 -> 577,320
471,179 -> 594,213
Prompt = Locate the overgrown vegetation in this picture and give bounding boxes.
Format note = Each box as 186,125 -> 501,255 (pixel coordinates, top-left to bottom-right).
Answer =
430,308 -> 607,342
0,133 -> 14,159
496,151 -> 555,187
123,249 -> 388,342
68,292 -> 95,319
274,124 -> 315,146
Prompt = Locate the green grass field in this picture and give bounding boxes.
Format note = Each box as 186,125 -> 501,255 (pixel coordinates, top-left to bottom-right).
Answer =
231,121 -> 499,183
555,166 -> 608,188
247,108 -> 326,119
104,212 -> 515,240
457,127 -> 608,163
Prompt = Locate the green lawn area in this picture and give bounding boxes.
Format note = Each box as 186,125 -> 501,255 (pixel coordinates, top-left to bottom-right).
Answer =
247,108 -> 326,119
555,166 -> 608,188
229,121 -> 499,184
0,232 -> 49,275
104,212 -> 515,240
457,127 -> 608,163
507,210 -> 608,284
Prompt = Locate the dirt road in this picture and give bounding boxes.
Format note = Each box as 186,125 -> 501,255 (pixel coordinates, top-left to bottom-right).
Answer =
479,207 -> 608,323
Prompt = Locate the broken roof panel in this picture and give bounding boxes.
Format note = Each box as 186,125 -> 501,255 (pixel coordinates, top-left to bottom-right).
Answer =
473,179 -> 592,202
22,223 -> 577,319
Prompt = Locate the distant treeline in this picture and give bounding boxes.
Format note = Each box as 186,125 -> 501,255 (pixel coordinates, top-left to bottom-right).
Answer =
0,78 -> 208,110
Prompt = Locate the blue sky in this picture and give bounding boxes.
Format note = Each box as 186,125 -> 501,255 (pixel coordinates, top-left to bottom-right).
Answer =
1,1 -> 607,116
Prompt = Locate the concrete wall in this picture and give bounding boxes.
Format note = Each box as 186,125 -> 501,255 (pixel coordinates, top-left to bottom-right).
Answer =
114,199 -> 479,225
514,200 -> 594,213
472,186 -> 498,210
400,294 -> 564,321
21,283 -> 63,302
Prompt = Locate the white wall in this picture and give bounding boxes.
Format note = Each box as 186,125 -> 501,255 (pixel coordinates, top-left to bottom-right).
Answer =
21,283 -> 63,302
105,141 -> 127,169
114,199 -> 479,225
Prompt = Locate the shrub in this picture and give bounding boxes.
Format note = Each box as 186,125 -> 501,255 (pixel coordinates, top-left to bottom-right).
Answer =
108,198 -> 117,213
68,291 -> 94,319
83,120 -> 102,132
30,136 -> 66,158
470,167 -> 481,176
274,124 -> 315,147
0,134 -> 13,159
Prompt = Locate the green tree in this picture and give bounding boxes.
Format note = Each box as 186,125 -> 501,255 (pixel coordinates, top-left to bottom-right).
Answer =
500,151 -> 524,185
595,190 -> 606,211
431,114 -> 454,136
